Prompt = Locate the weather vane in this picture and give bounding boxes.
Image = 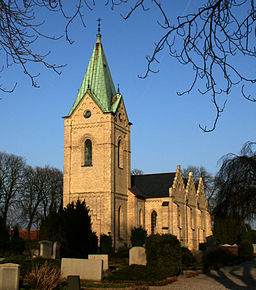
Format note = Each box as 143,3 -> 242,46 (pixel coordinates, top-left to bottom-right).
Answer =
97,18 -> 102,35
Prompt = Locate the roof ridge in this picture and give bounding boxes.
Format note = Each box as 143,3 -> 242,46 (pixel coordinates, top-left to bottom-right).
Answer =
132,172 -> 176,177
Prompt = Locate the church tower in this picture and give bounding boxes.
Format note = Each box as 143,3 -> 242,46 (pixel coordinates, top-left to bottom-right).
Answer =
63,29 -> 131,248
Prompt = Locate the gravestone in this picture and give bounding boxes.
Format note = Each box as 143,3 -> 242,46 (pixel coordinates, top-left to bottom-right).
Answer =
52,241 -> 61,259
221,244 -> 238,256
88,254 -> 108,271
0,263 -> 20,290
39,240 -> 52,258
253,244 -> 256,255
32,249 -> 39,258
67,275 -> 80,290
61,258 -> 103,281
129,247 -> 147,266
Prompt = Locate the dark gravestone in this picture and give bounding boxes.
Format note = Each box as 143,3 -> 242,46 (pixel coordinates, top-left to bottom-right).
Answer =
67,275 -> 80,290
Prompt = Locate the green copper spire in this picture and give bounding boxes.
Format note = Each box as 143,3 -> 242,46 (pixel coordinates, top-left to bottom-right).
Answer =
68,31 -> 121,116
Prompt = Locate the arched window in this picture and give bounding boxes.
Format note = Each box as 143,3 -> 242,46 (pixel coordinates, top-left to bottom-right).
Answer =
118,206 -> 123,239
84,139 -> 92,166
190,207 -> 194,229
118,139 -> 123,168
151,210 -> 157,234
139,209 -> 143,227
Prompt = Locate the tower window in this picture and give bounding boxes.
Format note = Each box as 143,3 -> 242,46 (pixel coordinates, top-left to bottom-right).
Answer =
84,139 -> 92,166
118,139 -> 123,168
151,210 -> 157,234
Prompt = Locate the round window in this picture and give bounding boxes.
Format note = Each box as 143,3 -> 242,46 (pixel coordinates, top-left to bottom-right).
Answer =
84,110 -> 91,118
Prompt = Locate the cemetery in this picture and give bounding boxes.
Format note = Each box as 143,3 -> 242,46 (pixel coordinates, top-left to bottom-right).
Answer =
0,223 -> 255,289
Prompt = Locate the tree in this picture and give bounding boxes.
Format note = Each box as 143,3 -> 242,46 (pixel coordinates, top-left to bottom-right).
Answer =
0,1 -> 255,131
213,142 -> 256,222
19,166 -> 48,239
119,0 -> 256,131
18,165 -> 62,239
131,168 -> 144,175
182,165 -> 214,199
0,152 -> 25,225
39,167 -> 63,219
40,200 -> 98,258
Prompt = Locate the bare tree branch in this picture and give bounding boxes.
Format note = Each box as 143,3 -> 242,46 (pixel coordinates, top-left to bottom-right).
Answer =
119,0 -> 256,131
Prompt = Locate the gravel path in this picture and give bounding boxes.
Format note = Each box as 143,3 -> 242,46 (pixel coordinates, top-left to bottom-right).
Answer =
149,259 -> 256,290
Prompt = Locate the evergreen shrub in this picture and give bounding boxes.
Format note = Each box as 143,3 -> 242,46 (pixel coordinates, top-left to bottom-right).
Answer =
100,234 -> 113,255
181,247 -> 196,267
199,243 -> 207,251
213,215 -> 242,244
145,234 -> 182,278
115,246 -> 129,258
241,230 -> 256,244
0,217 -> 10,255
130,226 -> 147,247
238,240 -> 253,259
40,200 -> 98,258
203,247 -> 238,270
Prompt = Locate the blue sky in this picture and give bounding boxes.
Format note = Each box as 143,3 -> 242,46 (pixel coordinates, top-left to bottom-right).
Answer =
0,1 -> 255,176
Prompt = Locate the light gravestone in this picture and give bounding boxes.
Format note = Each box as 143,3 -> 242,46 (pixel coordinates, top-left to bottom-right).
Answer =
61,258 -> 103,281
39,240 -> 52,258
0,263 -> 20,290
88,254 -> 108,271
253,244 -> 256,255
52,241 -> 61,259
32,249 -> 39,258
129,247 -> 147,266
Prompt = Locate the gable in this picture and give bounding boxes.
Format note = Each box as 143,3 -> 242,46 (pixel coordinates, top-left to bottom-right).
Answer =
66,92 -> 109,125
115,97 -> 129,126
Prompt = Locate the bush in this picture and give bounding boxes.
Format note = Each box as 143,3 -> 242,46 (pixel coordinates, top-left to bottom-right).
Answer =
0,256 -> 60,277
199,243 -> 207,251
241,230 -> 256,244
115,246 -> 129,258
145,234 -> 181,278
213,215 -> 242,244
181,247 -> 196,267
203,247 -> 238,270
26,261 -> 60,289
100,234 -> 113,255
130,227 -> 147,247
238,240 -> 253,259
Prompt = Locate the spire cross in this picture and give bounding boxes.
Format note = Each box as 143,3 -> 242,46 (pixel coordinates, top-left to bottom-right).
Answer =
97,18 -> 102,35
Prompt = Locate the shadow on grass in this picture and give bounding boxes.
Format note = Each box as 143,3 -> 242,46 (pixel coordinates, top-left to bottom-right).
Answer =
206,258 -> 256,290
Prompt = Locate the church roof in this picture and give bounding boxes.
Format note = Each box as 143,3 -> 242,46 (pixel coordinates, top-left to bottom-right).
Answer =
68,33 -> 121,116
131,173 -> 176,198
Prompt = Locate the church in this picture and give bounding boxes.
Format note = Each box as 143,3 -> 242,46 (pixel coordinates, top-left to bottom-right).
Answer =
63,29 -> 212,251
